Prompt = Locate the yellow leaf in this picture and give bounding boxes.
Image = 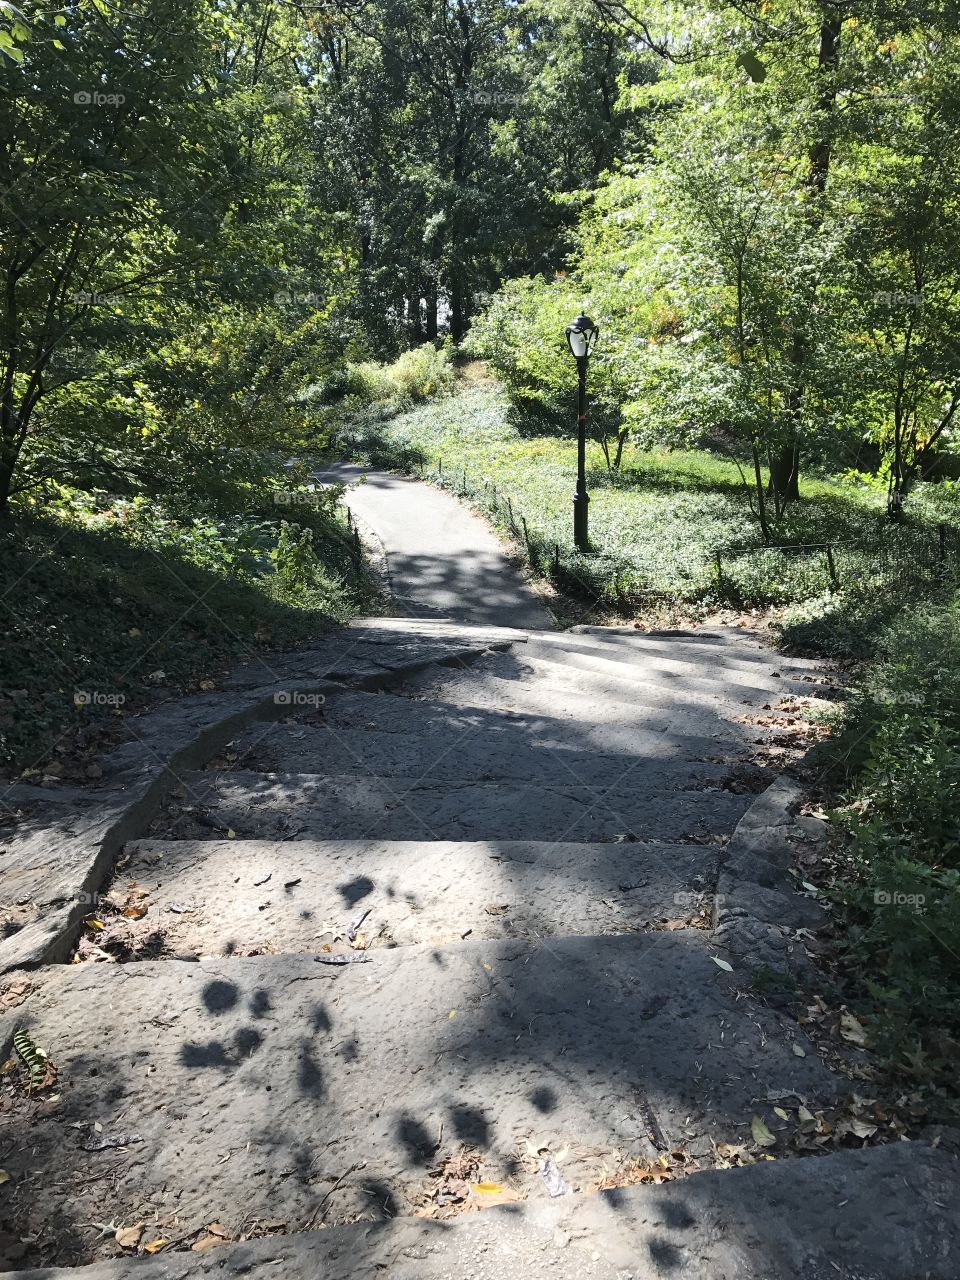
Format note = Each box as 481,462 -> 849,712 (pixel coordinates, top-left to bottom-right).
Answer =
751,1115 -> 776,1148
448,1009 -> 457,1019
472,1182 -> 506,1195
0,1170 -> 10,1184
227,829 -> 236,840
0,1059 -> 15,1074
128,628 -> 141,637
84,916 -> 105,931
143,1239 -> 167,1254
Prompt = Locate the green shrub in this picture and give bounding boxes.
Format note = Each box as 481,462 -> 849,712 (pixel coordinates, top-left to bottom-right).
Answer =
826,596 -> 960,1080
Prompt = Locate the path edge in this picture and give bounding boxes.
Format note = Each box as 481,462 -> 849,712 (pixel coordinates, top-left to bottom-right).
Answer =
0,636 -> 515,979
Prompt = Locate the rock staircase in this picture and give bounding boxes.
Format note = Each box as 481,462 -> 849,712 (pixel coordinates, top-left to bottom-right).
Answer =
1,620 -> 956,1278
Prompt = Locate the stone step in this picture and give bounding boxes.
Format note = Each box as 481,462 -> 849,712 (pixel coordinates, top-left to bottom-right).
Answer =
101,838 -> 722,958
0,934 -> 843,1268
312,689 -> 798,761
4,1143 -> 954,1278
217,717 -> 773,788
153,768 -> 753,843
523,634 -> 838,696
571,623 -> 822,664
397,650 -> 832,719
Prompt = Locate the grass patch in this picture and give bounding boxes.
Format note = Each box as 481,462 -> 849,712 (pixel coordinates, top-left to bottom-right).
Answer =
335,383 -> 956,612
1,481 -> 377,774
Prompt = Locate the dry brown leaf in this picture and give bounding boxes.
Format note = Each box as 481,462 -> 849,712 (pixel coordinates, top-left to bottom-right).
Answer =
143,1239 -> 167,1254
192,1235 -> 225,1252
115,1225 -> 143,1249
206,1223 -> 231,1239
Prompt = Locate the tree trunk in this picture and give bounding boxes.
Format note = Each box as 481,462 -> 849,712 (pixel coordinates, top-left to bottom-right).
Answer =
770,443 -> 801,503
425,280 -> 438,341
613,427 -> 628,470
449,273 -> 467,343
752,441 -> 772,543
406,292 -> 424,345
0,442 -> 15,513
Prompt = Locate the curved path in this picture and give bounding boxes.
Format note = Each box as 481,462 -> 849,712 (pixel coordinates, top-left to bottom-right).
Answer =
316,461 -> 554,630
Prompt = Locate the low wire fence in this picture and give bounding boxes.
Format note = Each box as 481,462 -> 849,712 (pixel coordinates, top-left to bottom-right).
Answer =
410,451 -> 960,612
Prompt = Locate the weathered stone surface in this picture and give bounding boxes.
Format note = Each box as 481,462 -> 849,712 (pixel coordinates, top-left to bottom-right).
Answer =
4,1141 -> 955,1279
112,837 -> 721,954
152,768 -> 753,843
222,719 -> 772,787
0,935 -> 838,1268
0,628 -> 508,975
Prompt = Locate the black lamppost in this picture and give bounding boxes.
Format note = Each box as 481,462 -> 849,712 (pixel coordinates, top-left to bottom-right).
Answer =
565,313 -> 599,551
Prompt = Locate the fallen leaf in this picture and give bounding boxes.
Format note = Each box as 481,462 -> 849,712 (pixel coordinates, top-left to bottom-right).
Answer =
115,1225 -> 143,1249
448,1009 -> 457,1020
206,1223 -> 231,1239
0,1170 -> 10,1185
471,1182 -> 506,1195
192,1235 -> 225,1252
227,829 -> 236,840
751,1115 -> 776,1148
792,1043 -> 806,1057
711,955 -> 733,972
84,916 -> 105,931
837,1116 -> 878,1140
773,1107 -> 789,1121
143,1239 -> 167,1254
840,1011 -> 868,1047
121,903 -> 148,920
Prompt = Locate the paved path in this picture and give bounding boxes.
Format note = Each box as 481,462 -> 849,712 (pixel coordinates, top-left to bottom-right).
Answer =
315,461 -> 554,630
2,489 -> 958,1274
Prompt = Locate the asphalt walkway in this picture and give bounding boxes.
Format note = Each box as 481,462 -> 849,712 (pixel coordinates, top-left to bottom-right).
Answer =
316,461 -> 554,630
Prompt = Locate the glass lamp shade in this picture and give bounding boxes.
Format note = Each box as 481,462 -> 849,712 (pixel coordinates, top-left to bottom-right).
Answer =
565,314 -> 598,359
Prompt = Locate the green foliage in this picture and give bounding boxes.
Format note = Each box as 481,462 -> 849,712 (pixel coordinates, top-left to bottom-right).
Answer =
335,345 -> 457,413
340,381 -> 943,610
0,483 -> 373,771
825,598 -> 960,1078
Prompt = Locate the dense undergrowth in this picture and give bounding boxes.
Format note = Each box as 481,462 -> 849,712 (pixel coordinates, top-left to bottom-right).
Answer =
1,474 -> 377,774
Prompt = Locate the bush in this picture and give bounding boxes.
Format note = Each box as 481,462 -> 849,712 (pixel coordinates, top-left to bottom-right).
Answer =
0,480 -> 373,772
826,596 -> 960,1080
320,343 -> 456,413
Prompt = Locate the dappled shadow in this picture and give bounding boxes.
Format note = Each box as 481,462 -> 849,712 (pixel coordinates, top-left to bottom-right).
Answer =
0,631 -> 845,1271
316,464 -> 554,631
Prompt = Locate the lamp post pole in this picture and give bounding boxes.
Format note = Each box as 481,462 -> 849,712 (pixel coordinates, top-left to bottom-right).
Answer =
574,352 -> 589,551
565,314 -> 598,553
